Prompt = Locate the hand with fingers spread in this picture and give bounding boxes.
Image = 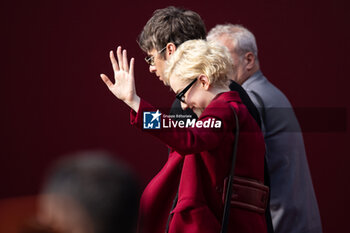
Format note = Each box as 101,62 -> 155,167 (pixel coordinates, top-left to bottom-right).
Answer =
100,46 -> 141,112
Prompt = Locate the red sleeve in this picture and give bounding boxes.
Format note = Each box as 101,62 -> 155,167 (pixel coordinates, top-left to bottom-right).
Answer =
130,99 -> 236,156
130,99 -> 156,126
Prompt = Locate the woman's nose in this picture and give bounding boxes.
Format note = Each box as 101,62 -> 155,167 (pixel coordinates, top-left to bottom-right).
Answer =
181,101 -> 189,110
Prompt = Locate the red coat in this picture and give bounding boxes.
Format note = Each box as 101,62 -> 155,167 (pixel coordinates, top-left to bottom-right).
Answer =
130,91 -> 267,233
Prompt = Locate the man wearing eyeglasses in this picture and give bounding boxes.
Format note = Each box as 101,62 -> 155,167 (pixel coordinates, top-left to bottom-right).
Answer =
139,7 -> 205,83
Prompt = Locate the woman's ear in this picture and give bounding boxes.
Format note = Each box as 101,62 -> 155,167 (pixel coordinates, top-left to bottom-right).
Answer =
198,74 -> 210,90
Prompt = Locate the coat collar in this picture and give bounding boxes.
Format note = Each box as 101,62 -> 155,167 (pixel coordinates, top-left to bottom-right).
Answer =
212,91 -> 242,103
242,70 -> 264,89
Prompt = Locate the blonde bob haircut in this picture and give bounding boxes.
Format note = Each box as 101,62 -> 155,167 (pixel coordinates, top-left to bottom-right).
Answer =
164,39 -> 233,88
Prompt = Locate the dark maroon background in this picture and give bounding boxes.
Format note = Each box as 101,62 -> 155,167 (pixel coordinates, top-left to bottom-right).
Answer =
1,0 -> 349,232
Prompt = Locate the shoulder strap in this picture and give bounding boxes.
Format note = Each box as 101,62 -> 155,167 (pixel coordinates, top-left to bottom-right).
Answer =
220,105 -> 239,233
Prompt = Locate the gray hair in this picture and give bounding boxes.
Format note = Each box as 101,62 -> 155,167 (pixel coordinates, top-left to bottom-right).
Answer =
207,24 -> 258,60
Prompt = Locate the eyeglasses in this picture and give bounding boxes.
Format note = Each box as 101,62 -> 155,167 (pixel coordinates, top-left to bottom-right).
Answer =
176,78 -> 198,103
144,46 -> 167,66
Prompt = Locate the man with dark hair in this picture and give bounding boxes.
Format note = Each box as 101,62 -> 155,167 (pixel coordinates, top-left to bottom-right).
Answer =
38,151 -> 140,233
138,6 -> 206,83
138,6 -> 206,55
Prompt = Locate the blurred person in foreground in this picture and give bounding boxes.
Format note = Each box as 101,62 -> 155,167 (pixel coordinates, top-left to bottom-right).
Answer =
37,151 -> 140,233
100,39 -> 269,233
207,24 -> 322,233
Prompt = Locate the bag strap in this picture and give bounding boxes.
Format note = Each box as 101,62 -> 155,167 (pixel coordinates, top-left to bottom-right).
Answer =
220,105 -> 239,233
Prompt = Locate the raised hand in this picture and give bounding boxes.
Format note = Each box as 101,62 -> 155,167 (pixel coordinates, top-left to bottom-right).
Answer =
100,46 -> 140,112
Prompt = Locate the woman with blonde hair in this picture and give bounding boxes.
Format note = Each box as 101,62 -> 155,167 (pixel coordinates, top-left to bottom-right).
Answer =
100,40 -> 268,233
